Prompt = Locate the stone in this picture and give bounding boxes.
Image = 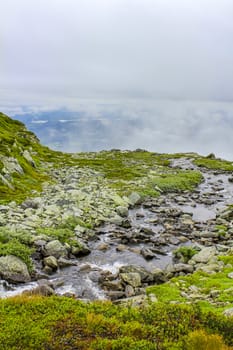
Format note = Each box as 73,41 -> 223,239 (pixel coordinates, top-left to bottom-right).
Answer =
23,150 -> 36,167
119,265 -> 153,282
128,192 -> 142,206
228,272 -> 233,279
43,256 -> 58,269
190,246 -> 217,264
0,255 -> 31,283
1,157 -> 24,175
109,215 -> 123,226
141,247 -> 155,260
223,308 -> 233,318
58,257 -> 77,267
173,263 -> 194,273
71,242 -> 90,256
120,272 -> 141,287
23,284 -> 55,296
151,268 -> 166,283
116,244 -> 127,252
116,206 -> 128,217
44,240 -> 68,258
97,243 -> 109,251
125,285 -> 135,297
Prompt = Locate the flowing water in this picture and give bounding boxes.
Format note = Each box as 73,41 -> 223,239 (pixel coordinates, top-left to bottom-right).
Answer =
1,158 -> 233,299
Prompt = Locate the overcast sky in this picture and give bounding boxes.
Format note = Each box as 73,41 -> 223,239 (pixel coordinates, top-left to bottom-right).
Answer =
1,0 -> 233,106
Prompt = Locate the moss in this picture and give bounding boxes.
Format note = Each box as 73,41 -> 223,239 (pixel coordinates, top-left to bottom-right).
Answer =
147,268 -> 233,314
0,239 -> 34,272
173,246 -> 199,263
0,296 -> 232,349
149,170 -> 203,193
194,157 -> 233,171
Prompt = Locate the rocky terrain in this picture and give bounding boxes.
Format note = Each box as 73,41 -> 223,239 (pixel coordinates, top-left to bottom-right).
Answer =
0,113 -> 233,319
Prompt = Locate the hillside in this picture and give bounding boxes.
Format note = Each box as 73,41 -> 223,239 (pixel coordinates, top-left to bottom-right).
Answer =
0,113 -> 233,349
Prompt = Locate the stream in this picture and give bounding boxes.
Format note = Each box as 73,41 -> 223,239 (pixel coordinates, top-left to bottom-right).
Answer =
1,158 -> 233,300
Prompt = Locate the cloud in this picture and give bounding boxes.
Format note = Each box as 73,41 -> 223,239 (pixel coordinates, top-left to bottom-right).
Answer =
13,100 -> 233,160
1,0 -> 233,105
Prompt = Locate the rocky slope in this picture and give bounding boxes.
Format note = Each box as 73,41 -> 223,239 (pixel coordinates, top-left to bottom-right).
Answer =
0,113 -> 233,318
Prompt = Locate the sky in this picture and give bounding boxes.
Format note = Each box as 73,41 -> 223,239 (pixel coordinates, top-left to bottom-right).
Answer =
1,0 -> 233,158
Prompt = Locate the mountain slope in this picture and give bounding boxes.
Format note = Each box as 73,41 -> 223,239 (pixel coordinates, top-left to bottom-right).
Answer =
0,112 -> 56,202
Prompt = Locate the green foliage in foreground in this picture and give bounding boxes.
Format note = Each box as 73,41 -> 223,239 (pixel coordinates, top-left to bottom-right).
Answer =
0,296 -> 232,350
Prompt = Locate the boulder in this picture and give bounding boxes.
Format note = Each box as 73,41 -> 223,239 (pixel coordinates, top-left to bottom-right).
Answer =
116,206 -> 128,217
43,256 -> 58,270
120,272 -> 141,287
23,150 -> 36,167
128,192 -> 142,206
44,240 -> 68,258
190,246 -> 217,264
0,255 -> 31,283
119,265 -> 154,283
71,241 -> 90,256
223,308 -> 233,318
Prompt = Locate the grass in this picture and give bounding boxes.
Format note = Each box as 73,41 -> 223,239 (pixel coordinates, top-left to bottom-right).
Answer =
0,296 -> 232,349
193,157 -> 233,171
147,267 -> 233,314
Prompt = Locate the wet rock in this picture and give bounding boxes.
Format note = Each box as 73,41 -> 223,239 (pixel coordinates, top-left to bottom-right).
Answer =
107,291 -> 126,300
128,192 -> 142,206
151,268 -> 166,283
43,256 -> 58,270
119,265 -> 154,283
58,257 -> 77,267
97,243 -> 109,251
23,284 -> 55,296
116,244 -> 127,252
141,247 -> 155,260
109,215 -> 123,226
71,242 -> 90,256
120,272 -> 141,287
44,240 -> 68,259
116,206 -> 128,217
0,255 -> 31,283
125,285 -> 135,297
190,246 -> 217,264
102,279 -> 123,291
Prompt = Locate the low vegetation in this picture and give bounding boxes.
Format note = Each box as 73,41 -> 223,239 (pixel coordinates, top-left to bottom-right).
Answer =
0,296 -> 232,350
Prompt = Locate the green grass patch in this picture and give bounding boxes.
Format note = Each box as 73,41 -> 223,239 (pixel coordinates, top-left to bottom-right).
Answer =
0,296 -> 232,349
150,170 -> 203,193
194,157 -> 233,171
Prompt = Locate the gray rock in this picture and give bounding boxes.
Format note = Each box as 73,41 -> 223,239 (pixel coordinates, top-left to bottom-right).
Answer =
119,265 -> 153,282
223,308 -> 233,317
43,256 -> 58,269
228,272 -> 233,279
141,247 -> 155,260
190,246 -> 217,264
125,285 -> 135,297
23,284 -> 55,296
23,150 -> 36,167
44,240 -> 68,258
128,192 -> 142,206
116,206 -> 128,217
120,272 -> 141,287
71,242 -> 90,256
0,255 -> 31,283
